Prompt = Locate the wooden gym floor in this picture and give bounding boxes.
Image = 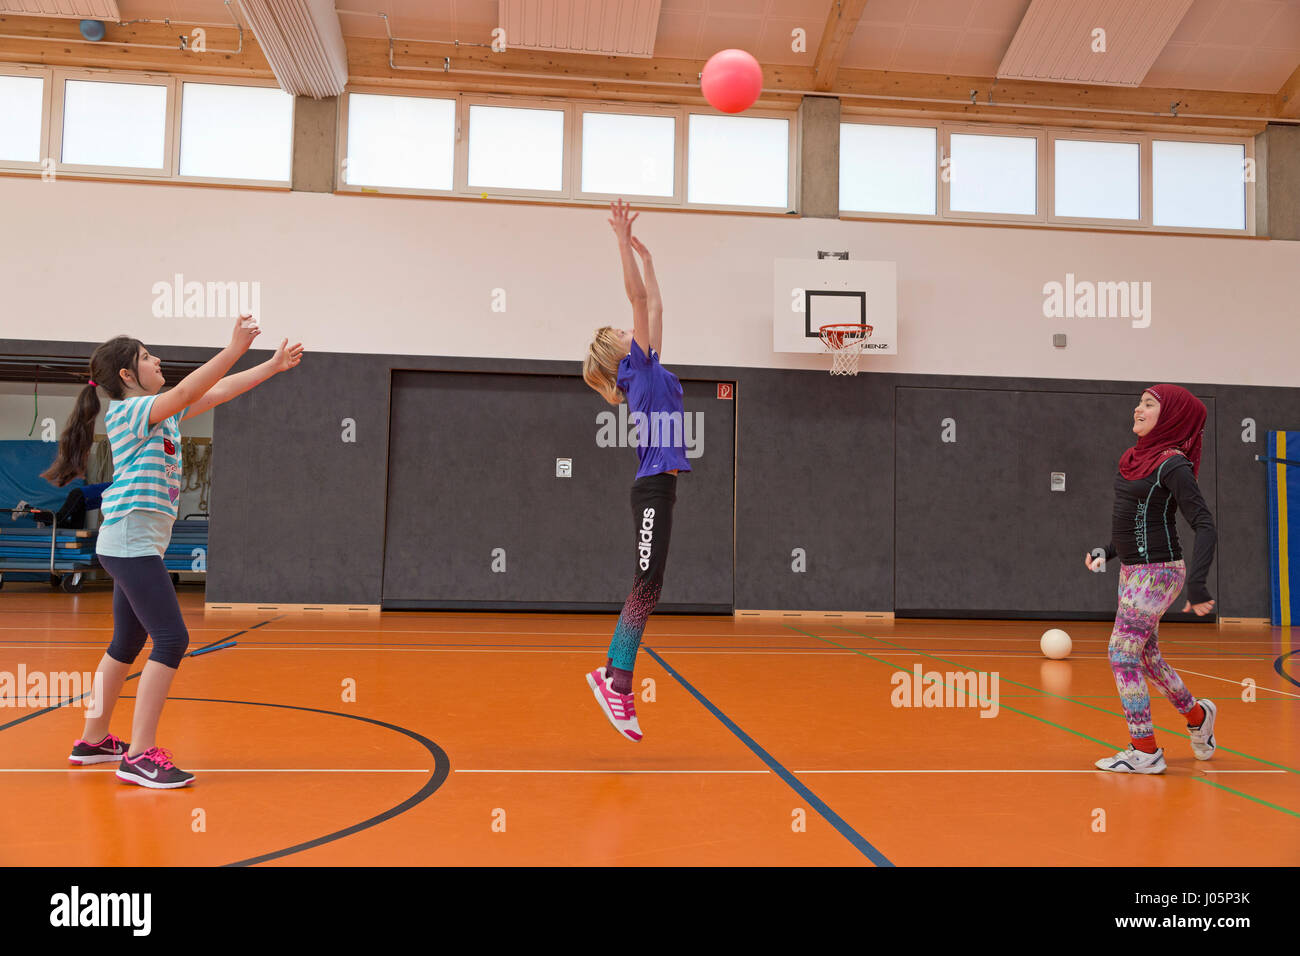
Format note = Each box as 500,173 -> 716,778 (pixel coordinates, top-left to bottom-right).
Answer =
0,588 -> 1296,866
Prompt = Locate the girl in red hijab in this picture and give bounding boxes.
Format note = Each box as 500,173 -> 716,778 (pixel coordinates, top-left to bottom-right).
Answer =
1086,384 -> 1218,774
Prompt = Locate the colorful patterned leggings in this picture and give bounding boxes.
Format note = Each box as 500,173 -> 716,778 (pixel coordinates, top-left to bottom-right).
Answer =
606,473 -> 677,686
1109,560 -> 1197,740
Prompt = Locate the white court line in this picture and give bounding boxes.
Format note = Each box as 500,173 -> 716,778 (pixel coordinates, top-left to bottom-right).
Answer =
2,767 -> 1283,775
0,768 -> 430,773
792,769 -> 1287,774
0,646 -> 1277,663
1174,667 -> 1300,700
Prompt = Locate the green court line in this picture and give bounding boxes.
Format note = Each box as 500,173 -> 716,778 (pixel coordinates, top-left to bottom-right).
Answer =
783,624 -> 1300,822
1189,775 -> 1300,817
782,624 -> 1118,751
830,624 -> 1300,777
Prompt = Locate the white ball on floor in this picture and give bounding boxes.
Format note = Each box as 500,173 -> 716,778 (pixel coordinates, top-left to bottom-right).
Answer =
1040,628 -> 1072,660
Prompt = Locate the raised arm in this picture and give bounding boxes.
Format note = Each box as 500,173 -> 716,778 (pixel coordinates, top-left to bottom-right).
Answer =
630,237 -> 662,355
609,199 -> 650,355
148,315 -> 259,426
182,337 -> 305,421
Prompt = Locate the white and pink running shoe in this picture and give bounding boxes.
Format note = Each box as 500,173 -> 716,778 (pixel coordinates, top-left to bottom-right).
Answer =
586,667 -> 642,742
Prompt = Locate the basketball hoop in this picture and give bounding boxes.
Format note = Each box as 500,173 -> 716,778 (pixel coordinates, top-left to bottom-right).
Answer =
819,323 -> 873,376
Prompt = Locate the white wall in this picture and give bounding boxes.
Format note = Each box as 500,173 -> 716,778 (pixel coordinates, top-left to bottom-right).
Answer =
1,175 -> 1297,388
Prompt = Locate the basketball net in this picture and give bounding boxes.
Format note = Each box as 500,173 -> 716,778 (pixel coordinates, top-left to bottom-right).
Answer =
818,324 -> 873,376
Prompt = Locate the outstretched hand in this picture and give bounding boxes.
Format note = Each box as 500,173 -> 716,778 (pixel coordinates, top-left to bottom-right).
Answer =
271,338 -> 304,373
608,198 -> 638,245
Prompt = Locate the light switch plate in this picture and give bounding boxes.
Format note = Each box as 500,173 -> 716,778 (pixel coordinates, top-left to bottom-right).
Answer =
556,458 -> 572,478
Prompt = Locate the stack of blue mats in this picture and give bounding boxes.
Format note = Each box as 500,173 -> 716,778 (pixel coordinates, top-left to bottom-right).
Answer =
163,519 -> 209,574
0,526 -> 98,574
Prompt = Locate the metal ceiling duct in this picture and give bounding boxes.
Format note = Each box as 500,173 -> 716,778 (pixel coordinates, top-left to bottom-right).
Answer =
998,0 -> 1195,87
499,0 -> 663,57
237,0 -> 348,98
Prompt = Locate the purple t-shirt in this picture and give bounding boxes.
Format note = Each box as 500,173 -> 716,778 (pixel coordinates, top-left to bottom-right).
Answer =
617,339 -> 693,479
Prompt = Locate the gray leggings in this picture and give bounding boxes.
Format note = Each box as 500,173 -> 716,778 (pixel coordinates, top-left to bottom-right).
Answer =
98,553 -> 190,669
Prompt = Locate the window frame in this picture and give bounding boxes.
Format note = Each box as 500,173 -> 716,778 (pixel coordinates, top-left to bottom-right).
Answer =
50,67 -> 177,178
0,63 -> 53,172
941,122 -> 1048,223
456,93 -> 574,200
683,106 -> 798,214
840,113 -> 1256,235
337,85 -> 459,197
837,115 -> 940,220
1047,129 -> 1148,227
1149,135 -> 1255,236
172,74 -> 295,187
573,102 -> 684,206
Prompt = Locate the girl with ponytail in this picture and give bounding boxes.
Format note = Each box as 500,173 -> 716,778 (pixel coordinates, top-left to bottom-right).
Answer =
51,316 -> 303,788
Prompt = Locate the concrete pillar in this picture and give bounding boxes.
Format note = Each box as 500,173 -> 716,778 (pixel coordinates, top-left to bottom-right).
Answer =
291,95 -> 339,193
1260,123 -> 1300,240
798,96 -> 840,219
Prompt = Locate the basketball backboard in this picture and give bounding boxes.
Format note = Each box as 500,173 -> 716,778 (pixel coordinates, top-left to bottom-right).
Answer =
772,258 -> 898,355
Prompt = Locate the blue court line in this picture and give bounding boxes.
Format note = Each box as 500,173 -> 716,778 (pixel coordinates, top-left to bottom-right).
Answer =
642,645 -> 894,867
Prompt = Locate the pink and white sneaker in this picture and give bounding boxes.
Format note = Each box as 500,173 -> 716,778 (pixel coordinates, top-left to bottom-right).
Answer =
586,667 -> 642,742
68,733 -> 129,765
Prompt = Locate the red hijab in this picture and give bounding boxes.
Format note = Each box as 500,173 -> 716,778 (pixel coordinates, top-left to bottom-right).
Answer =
1119,384 -> 1206,480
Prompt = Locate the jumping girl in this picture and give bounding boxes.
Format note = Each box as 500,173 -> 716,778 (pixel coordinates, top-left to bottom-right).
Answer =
581,200 -> 690,742
1087,384 -> 1218,773
44,317 -> 303,788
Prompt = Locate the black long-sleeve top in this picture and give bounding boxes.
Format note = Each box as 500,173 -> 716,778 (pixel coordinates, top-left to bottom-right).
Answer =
1102,454 -> 1217,604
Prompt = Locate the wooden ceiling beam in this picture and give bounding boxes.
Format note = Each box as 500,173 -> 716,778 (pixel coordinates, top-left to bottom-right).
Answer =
0,14 -> 269,77
0,14 -> 1281,130
1274,60 -> 1300,119
812,0 -> 870,92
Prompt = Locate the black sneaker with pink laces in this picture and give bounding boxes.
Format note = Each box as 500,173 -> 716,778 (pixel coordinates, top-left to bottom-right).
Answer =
116,747 -> 195,789
68,733 -> 129,765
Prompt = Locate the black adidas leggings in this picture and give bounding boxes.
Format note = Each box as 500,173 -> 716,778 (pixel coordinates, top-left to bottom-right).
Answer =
98,554 -> 190,669
607,472 -> 677,673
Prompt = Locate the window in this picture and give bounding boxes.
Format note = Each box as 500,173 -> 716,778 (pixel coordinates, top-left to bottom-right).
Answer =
1053,137 -> 1141,221
60,77 -> 169,170
344,92 -> 455,191
1153,140 -> 1246,231
0,74 -> 44,164
687,113 -> 790,208
839,122 -> 936,216
947,131 -> 1040,217
467,104 -> 566,192
580,110 -> 676,198
180,82 -> 293,182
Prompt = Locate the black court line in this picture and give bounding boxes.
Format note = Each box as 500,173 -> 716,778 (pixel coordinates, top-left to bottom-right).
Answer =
0,617 -> 280,734
114,696 -> 449,867
644,646 -> 893,866
1276,650 -> 1300,690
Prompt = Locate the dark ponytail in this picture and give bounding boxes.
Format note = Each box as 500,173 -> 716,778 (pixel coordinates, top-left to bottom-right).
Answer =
41,336 -> 143,487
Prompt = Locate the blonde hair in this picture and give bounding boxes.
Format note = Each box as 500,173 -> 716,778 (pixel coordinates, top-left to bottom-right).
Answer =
583,326 -> 626,406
